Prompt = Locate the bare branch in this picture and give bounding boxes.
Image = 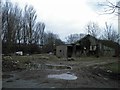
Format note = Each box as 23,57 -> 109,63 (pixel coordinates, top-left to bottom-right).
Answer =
97,0 -> 120,15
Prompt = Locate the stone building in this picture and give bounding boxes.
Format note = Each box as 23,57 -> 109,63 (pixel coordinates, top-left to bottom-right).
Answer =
56,45 -> 73,58
56,34 -> 120,58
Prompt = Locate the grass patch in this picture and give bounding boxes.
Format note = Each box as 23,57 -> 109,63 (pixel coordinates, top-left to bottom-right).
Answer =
3,55 -> 32,62
103,62 -> 120,73
2,54 -> 60,71
2,55 -> 33,71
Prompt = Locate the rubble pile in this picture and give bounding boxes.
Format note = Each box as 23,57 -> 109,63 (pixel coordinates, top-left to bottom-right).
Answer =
2,56 -> 22,72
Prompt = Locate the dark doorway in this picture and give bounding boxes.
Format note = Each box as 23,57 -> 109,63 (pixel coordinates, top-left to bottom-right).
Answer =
67,46 -> 73,57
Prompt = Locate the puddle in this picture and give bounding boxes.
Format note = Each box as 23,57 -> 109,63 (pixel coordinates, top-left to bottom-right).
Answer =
48,73 -> 77,80
3,79 -> 42,88
2,74 -> 14,79
46,64 -> 72,70
29,64 -> 72,70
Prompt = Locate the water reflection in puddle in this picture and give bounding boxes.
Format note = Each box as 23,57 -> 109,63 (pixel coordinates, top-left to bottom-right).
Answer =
48,73 -> 77,80
46,64 -> 72,70
30,64 -> 72,70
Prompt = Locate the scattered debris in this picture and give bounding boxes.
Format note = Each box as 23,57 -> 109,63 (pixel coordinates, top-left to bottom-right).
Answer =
107,70 -> 112,73
67,58 -> 75,61
98,73 -> 102,77
2,58 -> 23,72
26,54 -> 30,56
15,51 -> 23,56
3,56 -> 12,60
93,66 -> 98,69
66,71 -> 72,74
49,52 -> 53,55
103,77 -> 108,80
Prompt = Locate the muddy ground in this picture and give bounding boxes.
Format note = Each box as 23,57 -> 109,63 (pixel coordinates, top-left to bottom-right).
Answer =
2,55 -> 120,88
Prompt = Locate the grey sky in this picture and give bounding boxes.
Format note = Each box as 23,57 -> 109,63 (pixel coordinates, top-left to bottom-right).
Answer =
10,0 -> 118,41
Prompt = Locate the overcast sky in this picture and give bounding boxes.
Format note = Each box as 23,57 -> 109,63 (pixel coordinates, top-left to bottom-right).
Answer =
10,0 -> 118,41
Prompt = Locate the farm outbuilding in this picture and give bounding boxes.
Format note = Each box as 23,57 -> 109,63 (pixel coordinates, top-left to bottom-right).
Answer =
56,34 -> 120,58
56,45 -> 73,58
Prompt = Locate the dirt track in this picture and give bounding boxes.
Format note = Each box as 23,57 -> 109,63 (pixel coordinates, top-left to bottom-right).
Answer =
2,56 -> 120,88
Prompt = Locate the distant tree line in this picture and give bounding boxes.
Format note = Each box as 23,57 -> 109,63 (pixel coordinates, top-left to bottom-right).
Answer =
2,0 -> 120,55
66,0 -> 120,44
2,1 -> 64,54
66,22 -> 120,44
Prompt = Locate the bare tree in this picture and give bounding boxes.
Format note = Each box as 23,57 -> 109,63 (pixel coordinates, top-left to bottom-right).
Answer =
21,7 -> 28,45
2,1 -> 40,53
96,1 -> 120,43
101,22 -> 120,43
2,1 -> 22,53
14,4 -> 22,45
65,33 -> 86,44
34,22 -> 45,45
65,34 -> 80,44
23,5 -> 37,44
43,32 -> 64,52
85,22 -> 100,38
2,0 -> 64,54
97,0 -> 120,15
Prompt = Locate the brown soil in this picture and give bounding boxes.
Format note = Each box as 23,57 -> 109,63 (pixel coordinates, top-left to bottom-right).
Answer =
2,56 -> 120,88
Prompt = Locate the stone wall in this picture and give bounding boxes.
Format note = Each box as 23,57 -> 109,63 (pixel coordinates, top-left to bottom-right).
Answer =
56,45 -> 67,58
